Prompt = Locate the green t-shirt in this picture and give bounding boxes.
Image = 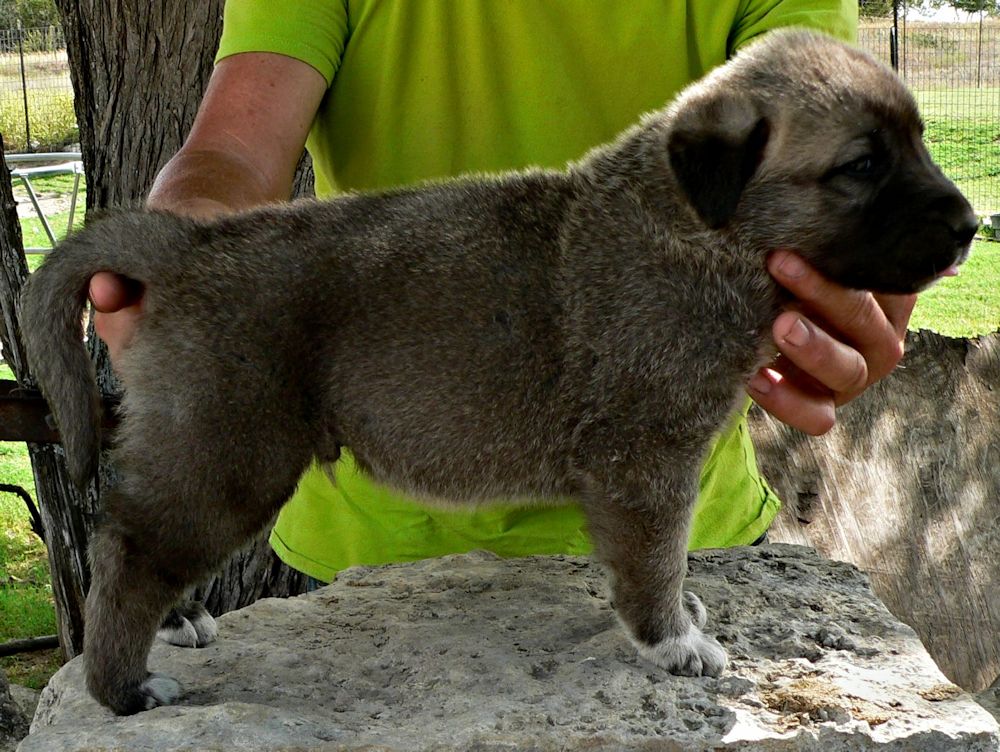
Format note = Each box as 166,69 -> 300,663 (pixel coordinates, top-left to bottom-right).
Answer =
217,0 -> 857,582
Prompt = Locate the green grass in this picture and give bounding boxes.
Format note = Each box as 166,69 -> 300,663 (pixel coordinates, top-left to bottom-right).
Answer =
17,173 -> 81,196
12,172 -> 87,252
0,362 -> 58,688
925,118 -> 1000,214
916,89 -> 1000,214
0,86 -> 78,153
914,86 -> 1000,214
910,239 -> 1000,337
19,210 -> 85,251
0,367 -> 47,598
1,649 -> 63,690
916,87 -> 1000,121
0,443 -> 46,601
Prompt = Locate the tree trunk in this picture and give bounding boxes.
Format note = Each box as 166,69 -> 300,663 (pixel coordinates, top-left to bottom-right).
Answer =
0,144 -> 29,382
18,1 -> 312,655
751,329 -> 1000,692
0,136 -> 98,659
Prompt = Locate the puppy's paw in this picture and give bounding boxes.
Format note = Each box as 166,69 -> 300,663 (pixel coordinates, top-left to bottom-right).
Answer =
682,590 -> 708,628
633,624 -> 728,678
157,618 -> 198,648
140,673 -> 182,710
186,603 -> 219,646
91,672 -> 183,714
157,601 -> 218,648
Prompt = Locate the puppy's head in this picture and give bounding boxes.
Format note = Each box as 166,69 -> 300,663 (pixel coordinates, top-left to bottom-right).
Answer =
664,29 -> 978,294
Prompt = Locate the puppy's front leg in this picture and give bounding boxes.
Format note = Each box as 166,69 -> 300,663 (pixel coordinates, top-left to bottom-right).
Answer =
581,457 -> 726,677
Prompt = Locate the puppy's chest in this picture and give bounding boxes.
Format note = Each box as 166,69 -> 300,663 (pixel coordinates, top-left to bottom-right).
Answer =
652,257 -> 777,350
568,260 -> 777,409
678,266 -> 778,380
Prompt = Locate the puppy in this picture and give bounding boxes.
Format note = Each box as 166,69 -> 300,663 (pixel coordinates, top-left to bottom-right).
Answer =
19,30 -> 977,715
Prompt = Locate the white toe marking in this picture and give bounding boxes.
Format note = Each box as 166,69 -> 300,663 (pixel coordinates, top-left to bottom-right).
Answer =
631,623 -> 728,677
157,619 -> 199,648
141,674 -> 182,709
682,591 -> 708,628
190,610 -> 219,647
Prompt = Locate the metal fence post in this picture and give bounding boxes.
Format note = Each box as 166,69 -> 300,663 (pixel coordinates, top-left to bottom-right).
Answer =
891,0 -> 900,71
16,20 -> 32,152
976,11 -> 983,89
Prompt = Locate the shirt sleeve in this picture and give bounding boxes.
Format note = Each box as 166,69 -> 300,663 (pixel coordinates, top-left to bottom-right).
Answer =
214,0 -> 349,85
730,0 -> 858,53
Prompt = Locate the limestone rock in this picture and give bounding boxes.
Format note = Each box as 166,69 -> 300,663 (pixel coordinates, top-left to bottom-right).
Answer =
6,687 -> 38,728
19,546 -> 1000,751
977,680 -> 1000,724
0,670 -> 29,752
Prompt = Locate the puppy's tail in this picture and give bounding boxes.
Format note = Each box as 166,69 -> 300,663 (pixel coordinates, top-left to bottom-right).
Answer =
18,210 -> 195,490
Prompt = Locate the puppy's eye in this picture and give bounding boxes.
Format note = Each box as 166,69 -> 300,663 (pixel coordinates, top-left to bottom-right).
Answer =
821,151 -> 885,188
840,155 -> 876,177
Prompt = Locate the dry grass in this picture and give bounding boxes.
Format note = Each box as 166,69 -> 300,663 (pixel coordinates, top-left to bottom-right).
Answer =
0,47 -> 76,151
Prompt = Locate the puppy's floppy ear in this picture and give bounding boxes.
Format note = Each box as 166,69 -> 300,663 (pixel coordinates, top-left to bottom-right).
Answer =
666,91 -> 769,229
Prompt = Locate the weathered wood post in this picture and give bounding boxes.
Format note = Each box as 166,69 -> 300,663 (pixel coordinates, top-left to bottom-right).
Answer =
0,136 -> 97,658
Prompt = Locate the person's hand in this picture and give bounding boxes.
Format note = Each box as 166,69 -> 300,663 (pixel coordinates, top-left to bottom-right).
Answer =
90,272 -> 145,366
747,250 -> 916,435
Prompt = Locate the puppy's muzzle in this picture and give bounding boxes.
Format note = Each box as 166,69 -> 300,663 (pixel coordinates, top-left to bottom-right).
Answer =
931,192 -> 979,272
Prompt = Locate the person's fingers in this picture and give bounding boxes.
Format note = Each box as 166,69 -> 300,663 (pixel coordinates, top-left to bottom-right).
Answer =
771,311 -> 868,405
768,251 -> 913,387
871,292 -> 918,371
89,272 -> 144,313
752,251 -> 918,434
746,366 -> 836,436
93,308 -> 143,365
88,273 -> 145,367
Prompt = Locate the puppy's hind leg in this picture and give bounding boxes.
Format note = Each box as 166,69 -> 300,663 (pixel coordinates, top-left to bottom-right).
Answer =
85,510 -> 192,713
84,425 -> 311,714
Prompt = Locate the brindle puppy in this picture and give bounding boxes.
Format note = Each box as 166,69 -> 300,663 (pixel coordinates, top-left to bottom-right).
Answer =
19,30 -> 977,714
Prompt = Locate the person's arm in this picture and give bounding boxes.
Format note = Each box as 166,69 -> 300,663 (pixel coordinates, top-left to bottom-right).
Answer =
90,52 -> 328,363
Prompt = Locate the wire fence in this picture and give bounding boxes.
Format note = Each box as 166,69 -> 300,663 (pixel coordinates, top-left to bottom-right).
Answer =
0,25 -> 76,153
0,21 -> 998,214
859,19 -> 1000,215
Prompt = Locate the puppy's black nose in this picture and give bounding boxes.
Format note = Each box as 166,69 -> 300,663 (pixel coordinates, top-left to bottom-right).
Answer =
929,192 -> 979,247
951,214 -> 979,246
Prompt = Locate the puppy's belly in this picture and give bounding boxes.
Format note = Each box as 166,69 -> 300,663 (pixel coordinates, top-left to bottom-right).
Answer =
333,399 -> 572,506
323,315 -> 571,504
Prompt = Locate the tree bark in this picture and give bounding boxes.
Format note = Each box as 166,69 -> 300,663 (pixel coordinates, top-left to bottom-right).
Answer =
752,329 -> 1000,692
0,133 -> 28,386
0,136 -> 98,658
0,143 -> 29,383
17,1 -> 312,654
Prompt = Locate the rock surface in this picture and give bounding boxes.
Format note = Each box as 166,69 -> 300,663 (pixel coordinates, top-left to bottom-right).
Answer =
0,670 -> 29,752
978,681 -> 1000,725
19,546 -> 1000,751
5,687 -> 37,728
